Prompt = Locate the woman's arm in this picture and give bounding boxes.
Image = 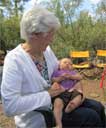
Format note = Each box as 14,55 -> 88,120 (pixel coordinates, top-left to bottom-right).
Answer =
1,54 -> 51,116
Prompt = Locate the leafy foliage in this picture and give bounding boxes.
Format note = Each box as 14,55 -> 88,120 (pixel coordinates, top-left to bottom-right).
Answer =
0,0 -> 106,59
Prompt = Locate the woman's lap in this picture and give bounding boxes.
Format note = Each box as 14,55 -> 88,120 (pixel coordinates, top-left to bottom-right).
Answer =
41,107 -> 102,128
82,98 -> 104,111
62,107 -> 102,127
81,98 -> 106,127
42,98 -> 105,127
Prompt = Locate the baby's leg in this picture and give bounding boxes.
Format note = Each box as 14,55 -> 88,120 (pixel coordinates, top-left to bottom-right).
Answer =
64,99 -> 75,113
53,98 -> 64,128
65,95 -> 82,113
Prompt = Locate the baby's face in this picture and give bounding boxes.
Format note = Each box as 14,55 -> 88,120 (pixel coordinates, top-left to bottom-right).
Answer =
59,58 -> 73,70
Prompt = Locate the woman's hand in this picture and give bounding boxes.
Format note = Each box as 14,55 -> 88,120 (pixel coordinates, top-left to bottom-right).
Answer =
48,82 -> 65,97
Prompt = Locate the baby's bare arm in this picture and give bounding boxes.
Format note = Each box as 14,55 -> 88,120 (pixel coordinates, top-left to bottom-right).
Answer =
52,75 -> 65,83
73,81 -> 83,93
66,73 -> 83,80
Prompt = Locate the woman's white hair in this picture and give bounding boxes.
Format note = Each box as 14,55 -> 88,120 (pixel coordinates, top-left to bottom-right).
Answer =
20,6 -> 61,40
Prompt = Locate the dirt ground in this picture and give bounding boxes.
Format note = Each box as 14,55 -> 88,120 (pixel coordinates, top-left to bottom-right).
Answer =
0,79 -> 106,128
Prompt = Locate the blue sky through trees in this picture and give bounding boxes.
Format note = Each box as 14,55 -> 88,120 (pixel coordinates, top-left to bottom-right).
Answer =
25,0 -> 102,17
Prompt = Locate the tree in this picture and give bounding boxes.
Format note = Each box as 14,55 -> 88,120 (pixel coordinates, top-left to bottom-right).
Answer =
0,0 -> 30,17
43,0 -> 84,58
0,0 -> 30,51
1,0 -> 106,59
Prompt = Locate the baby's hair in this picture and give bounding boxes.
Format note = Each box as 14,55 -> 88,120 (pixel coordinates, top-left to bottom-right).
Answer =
58,57 -> 73,70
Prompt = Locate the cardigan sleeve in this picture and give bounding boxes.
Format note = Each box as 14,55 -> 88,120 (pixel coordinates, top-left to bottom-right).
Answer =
1,53 -> 51,116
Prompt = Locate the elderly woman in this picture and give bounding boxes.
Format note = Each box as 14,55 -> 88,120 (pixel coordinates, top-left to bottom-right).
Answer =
1,6 -> 105,128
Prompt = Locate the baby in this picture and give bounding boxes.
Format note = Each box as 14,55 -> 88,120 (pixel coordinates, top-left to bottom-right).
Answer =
51,58 -> 84,128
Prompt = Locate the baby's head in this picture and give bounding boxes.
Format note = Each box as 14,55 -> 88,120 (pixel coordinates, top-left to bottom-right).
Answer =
59,58 -> 73,70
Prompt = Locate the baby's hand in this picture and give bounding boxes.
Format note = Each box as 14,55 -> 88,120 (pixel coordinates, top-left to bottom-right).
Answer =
62,73 -> 71,79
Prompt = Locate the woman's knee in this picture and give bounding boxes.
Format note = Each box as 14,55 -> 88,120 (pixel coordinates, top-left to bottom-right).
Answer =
78,107 -> 102,127
83,98 -> 105,112
62,107 -> 102,127
84,99 -> 106,127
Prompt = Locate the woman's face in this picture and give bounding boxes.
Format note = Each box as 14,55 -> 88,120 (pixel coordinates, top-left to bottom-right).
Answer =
33,30 -> 55,52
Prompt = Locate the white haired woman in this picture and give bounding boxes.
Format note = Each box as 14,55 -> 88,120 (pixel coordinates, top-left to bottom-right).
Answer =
1,6 -> 105,128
